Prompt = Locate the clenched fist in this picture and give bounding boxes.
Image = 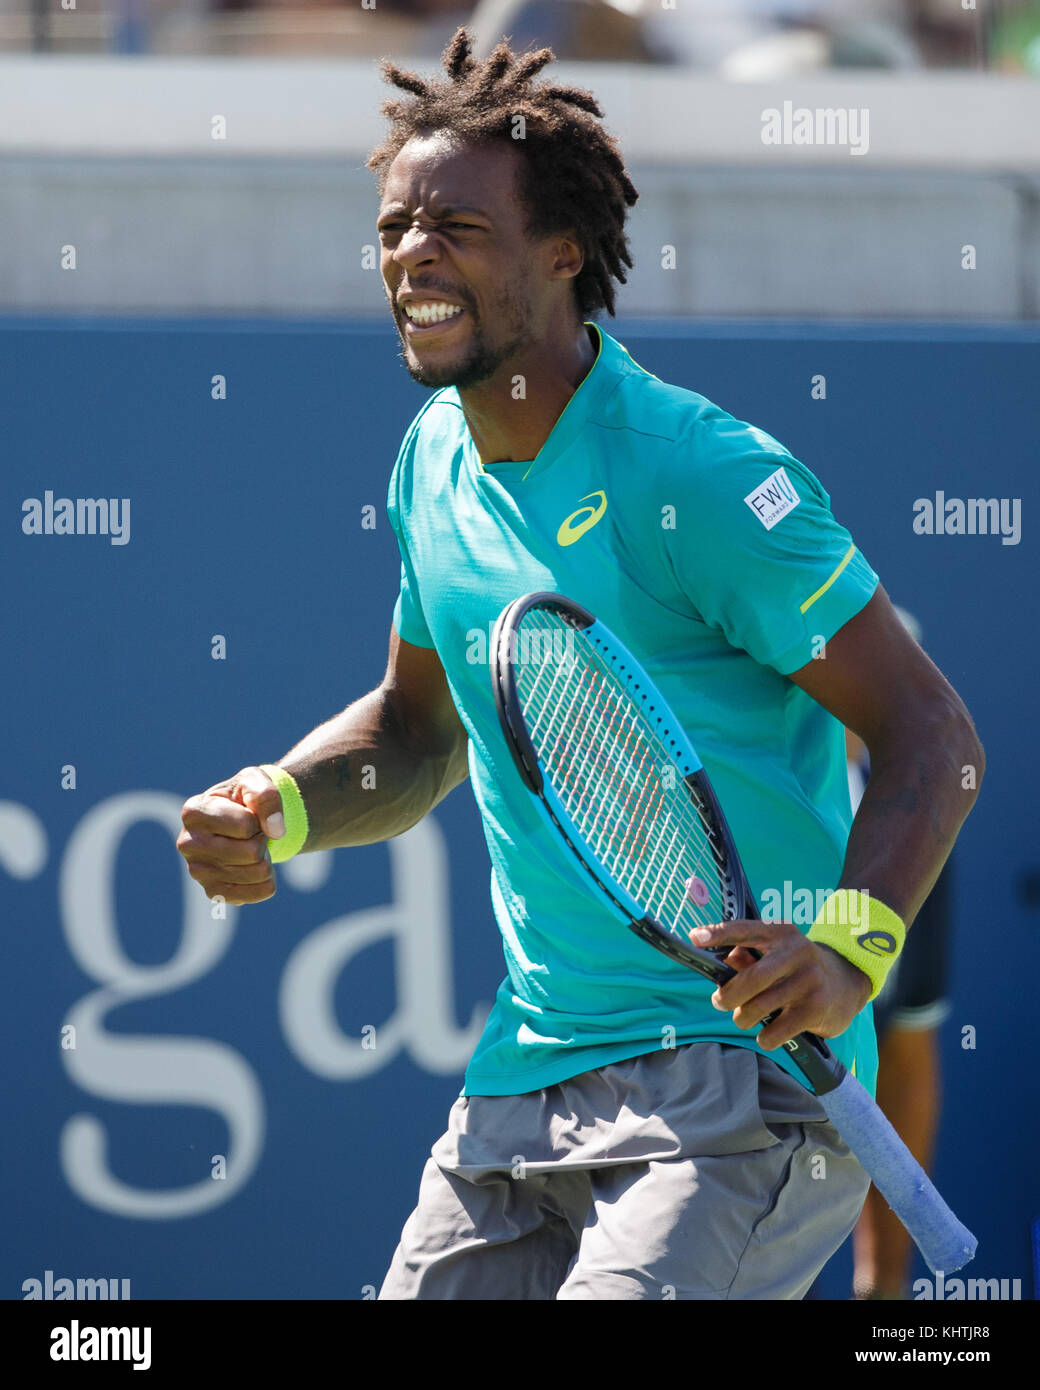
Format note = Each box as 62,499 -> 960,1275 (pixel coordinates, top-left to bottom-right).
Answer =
177,766 -> 287,905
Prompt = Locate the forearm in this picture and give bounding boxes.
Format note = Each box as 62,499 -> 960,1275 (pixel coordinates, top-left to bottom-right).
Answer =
839,706 -> 984,926
271,688 -> 469,852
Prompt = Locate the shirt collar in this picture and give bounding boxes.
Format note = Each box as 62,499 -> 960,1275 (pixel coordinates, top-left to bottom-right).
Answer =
468,322 -> 634,484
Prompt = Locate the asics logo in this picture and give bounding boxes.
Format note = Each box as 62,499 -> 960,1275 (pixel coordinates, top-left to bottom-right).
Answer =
856,930 -> 898,957
557,491 -> 607,546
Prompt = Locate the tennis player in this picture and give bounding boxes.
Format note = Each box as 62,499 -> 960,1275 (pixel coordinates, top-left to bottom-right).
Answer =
177,30 -> 984,1300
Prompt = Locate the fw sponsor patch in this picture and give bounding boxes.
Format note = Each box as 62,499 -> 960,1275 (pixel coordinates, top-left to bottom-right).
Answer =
744,465 -> 800,530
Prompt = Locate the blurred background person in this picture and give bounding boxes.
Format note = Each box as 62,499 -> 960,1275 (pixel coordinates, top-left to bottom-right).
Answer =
464,0 -> 667,63
640,0 -> 922,74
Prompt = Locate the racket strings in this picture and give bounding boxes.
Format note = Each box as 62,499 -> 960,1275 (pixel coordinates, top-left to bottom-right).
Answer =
557,668 -> 661,863
548,693 -> 722,930
514,610 -> 735,934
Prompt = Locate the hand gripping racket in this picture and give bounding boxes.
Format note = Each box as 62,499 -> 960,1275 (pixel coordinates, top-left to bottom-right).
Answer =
490,591 -> 976,1276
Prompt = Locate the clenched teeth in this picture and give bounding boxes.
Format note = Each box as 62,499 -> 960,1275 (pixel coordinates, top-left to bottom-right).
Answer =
404,302 -> 464,324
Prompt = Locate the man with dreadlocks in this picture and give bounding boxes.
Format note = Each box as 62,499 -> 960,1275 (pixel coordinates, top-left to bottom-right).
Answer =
177,28 -> 982,1300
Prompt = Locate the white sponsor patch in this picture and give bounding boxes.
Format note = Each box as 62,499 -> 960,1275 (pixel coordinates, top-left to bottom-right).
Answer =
744,465 -> 800,530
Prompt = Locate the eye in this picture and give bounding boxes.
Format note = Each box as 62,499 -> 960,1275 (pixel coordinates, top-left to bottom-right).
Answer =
378,219 -> 474,234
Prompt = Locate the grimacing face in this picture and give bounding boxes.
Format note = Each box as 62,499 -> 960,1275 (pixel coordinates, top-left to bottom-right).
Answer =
378,133 -> 562,390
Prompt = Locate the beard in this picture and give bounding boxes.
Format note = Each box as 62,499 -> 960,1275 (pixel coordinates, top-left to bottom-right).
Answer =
400,321 -> 530,391
392,266 -> 535,391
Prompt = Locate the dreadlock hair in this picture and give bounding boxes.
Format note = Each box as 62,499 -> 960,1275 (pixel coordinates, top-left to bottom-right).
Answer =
366,27 -> 639,318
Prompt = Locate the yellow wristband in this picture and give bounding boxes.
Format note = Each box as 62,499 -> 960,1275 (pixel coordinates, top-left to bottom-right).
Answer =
258,764 -> 309,864
807,889 -> 906,1001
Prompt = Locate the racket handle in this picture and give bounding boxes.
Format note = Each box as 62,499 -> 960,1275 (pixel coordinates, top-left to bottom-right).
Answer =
706,945 -> 847,1093
634,934 -> 973,1273
819,1071 -> 977,1275
705,943 -> 977,1272
632,919 -> 976,1270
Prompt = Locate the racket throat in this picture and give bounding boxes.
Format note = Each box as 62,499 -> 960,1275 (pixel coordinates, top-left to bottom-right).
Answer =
630,916 -> 739,988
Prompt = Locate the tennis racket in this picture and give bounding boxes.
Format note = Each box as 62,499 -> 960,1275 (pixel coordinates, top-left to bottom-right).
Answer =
490,591 -> 976,1276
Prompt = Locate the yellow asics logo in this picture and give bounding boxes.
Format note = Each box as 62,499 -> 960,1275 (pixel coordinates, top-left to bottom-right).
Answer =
557,491 -> 607,546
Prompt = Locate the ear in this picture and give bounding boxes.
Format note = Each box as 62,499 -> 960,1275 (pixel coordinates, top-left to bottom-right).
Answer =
548,230 -> 584,282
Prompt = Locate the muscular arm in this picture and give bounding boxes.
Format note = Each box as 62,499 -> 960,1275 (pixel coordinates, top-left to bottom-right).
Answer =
694,585 -> 984,1045
788,585 -> 984,926
279,627 -> 469,852
177,628 -> 469,903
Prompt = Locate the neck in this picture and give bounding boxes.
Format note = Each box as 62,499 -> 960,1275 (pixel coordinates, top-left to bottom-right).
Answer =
459,321 -> 598,466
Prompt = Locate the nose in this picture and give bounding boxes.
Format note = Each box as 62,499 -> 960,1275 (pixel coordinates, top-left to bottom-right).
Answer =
393,222 -> 441,274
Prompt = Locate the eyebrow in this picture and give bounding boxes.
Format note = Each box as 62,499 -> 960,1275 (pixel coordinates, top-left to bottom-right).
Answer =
377,203 -> 490,221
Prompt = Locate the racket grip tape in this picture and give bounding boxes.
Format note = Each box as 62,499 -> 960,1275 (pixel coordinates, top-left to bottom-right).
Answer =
819,1071 -> 977,1275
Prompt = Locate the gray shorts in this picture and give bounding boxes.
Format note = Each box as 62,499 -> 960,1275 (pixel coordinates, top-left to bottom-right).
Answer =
379,1042 -> 869,1300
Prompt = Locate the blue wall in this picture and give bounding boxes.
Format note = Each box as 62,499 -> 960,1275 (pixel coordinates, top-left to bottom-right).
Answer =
3,317 -> 1037,1300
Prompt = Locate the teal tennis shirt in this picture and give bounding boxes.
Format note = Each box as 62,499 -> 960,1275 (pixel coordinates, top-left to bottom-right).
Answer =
387,323 -> 880,1099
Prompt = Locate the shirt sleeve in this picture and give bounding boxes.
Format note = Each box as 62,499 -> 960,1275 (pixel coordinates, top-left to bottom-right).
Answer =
663,415 -> 879,675
386,454 -> 436,650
